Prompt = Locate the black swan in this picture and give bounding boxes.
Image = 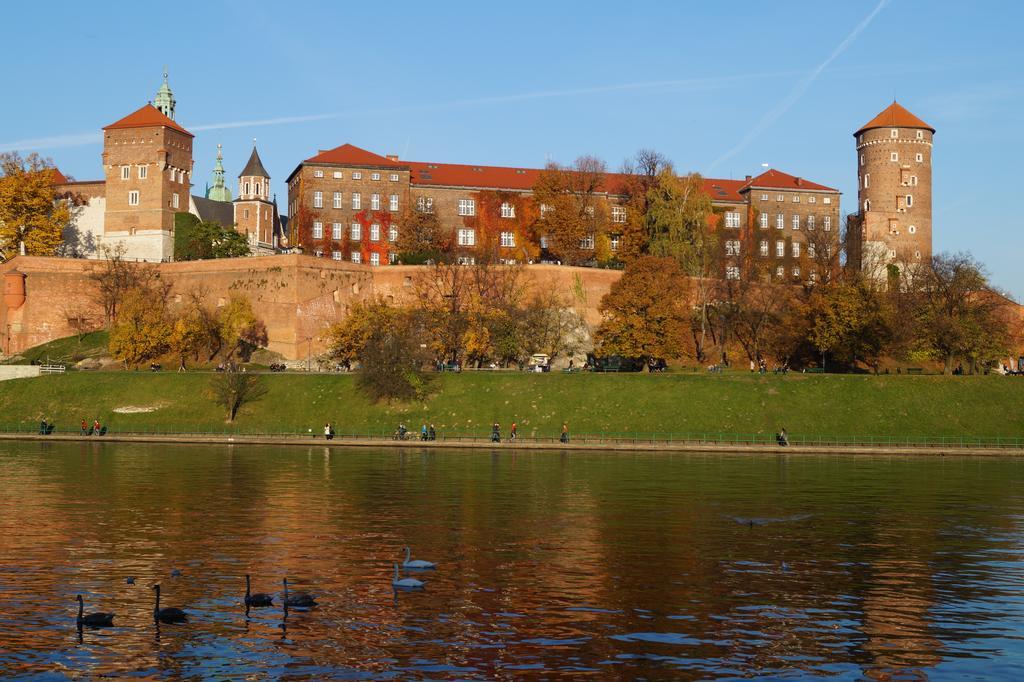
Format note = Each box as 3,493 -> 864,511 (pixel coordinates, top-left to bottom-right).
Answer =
282,577 -> 317,608
152,584 -> 187,623
244,574 -> 274,607
76,594 -> 114,627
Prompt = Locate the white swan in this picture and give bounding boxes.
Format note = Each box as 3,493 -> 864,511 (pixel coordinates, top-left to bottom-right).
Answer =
402,546 -> 436,570
392,563 -> 424,591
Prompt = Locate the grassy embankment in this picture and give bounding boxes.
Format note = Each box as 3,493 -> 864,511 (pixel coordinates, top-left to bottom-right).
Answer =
0,370 -> 1020,441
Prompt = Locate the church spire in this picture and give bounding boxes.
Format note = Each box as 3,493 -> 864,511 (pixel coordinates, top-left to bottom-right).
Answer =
206,144 -> 232,202
154,67 -> 176,120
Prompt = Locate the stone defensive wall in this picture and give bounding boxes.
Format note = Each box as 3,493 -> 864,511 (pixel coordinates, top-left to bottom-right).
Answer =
0,256 -> 622,360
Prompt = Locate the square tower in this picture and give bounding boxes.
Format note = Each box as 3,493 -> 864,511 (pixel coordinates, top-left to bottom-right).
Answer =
101,104 -> 194,261
848,102 -> 933,279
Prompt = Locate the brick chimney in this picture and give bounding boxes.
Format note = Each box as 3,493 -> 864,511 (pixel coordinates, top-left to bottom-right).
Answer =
796,177 -> 803,186
386,154 -> 399,161
745,175 -> 752,182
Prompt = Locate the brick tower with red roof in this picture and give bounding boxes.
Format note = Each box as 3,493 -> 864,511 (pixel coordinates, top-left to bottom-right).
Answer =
99,73 -> 193,262
848,101 -> 934,278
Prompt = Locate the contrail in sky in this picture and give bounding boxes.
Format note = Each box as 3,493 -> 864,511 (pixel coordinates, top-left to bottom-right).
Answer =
0,70 -> 808,153
707,0 -> 890,171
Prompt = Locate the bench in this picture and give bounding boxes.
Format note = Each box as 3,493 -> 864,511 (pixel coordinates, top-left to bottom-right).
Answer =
805,367 -> 825,374
40,364 -> 66,374
906,367 -> 924,375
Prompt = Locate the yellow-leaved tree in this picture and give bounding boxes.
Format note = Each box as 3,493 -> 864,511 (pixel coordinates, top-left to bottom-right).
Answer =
0,152 -> 71,261
109,289 -> 172,369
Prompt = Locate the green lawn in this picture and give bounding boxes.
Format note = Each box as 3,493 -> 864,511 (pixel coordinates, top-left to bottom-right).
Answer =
0,370 -> 1020,441
2,331 -> 109,366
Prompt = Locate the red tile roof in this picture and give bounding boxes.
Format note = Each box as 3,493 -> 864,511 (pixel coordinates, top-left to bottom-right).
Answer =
50,168 -> 68,185
295,143 -> 822,203
305,144 -> 405,168
740,168 -> 837,193
856,101 -> 934,134
103,104 -> 192,137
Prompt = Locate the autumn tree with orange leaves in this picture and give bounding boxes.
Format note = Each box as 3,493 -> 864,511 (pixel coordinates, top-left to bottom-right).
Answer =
0,152 -> 72,261
532,156 -> 610,266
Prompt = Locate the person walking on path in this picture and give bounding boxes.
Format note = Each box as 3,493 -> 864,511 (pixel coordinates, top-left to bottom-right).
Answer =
81,419 -> 88,436
776,428 -> 789,447
93,419 -> 101,436
421,423 -> 428,441
428,423 -> 436,441
325,423 -> 335,440
510,422 -> 517,441
560,422 -> 569,444
491,422 -> 501,443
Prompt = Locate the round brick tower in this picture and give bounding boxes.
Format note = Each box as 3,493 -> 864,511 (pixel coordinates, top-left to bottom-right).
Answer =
852,102 -> 934,276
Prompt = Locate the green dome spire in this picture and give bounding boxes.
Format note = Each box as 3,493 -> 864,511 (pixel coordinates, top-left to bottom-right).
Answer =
206,144 -> 233,202
154,67 -> 176,120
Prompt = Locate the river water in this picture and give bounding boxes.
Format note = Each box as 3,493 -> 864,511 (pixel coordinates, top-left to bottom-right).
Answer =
1,442 -> 1023,679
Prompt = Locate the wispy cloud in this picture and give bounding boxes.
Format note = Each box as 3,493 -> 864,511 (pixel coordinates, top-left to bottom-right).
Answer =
0,70 -> 808,153
707,0 -> 890,171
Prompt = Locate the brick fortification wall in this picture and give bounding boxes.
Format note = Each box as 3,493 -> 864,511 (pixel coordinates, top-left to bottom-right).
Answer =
0,257 -> 621,360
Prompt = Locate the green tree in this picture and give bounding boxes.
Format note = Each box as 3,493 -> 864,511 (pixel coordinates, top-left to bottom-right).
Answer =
325,298 -> 402,368
395,203 -> 446,263
179,220 -> 250,260
809,278 -> 892,370
913,253 -> 1013,374
595,256 -> 691,363
217,294 -> 267,361
355,312 -> 432,402
0,152 -> 72,261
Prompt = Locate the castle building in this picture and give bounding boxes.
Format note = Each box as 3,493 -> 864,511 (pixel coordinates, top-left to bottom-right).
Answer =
847,102 -> 934,278
285,145 -> 840,281
55,74 -> 282,261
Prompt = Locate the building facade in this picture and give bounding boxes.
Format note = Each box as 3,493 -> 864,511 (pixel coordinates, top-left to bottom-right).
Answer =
55,74 -> 282,262
847,102 -> 934,278
286,145 -> 840,282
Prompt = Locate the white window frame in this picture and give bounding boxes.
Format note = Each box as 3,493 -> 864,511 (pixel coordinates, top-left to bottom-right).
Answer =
458,199 -> 475,216
725,266 -> 740,280
417,196 -> 434,213
759,212 -> 768,229
171,192 -> 178,209
611,206 -> 626,223
610,235 -> 620,251
579,234 -> 595,250
915,153 -> 923,163
371,172 -> 380,181
389,226 -> 398,242
138,165 -> 147,179
333,171 -> 343,179
333,192 -> 343,209
370,224 -> 380,241
725,239 -> 740,256
389,173 -> 399,181
760,193 -> 768,201
370,252 -> 380,266
792,242 -> 801,258
864,174 -> 869,189
457,228 -> 475,246
776,214 -> 784,230
808,242 -> 816,258
128,190 -> 140,206
371,193 -> 380,210
389,194 -> 399,212
332,223 -> 342,240
500,202 -> 516,218
807,215 -> 815,230
823,197 -> 832,205
725,211 -> 740,228
351,192 -> 361,210
776,241 -> 785,257
906,194 -> 913,207
891,129 -> 899,138
352,172 -> 362,180
916,130 -> 924,139
824,216 -> 832,231
312,221 -> 323,239
776,194 -> 784,202
792,214 -> 800,230
121,165 -> 130,180
759,240 -> 768,257
313,169 -> 324,178
891,152 -> 899,162
908,225 -> 917,234
332,251 -> 342,261
792,266 -> 800,278
351,251 -> 361,263
313,191 -> 323,208
500,231 -> 515,247
350,223 -> 361,240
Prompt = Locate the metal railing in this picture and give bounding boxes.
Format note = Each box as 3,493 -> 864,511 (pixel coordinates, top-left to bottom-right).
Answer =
0,424 -> 1021,450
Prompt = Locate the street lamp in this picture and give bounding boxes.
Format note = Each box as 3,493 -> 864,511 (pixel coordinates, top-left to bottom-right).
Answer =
306,336 -> 312,372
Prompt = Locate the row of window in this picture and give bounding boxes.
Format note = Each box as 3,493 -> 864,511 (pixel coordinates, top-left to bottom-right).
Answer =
862,173 -> 919,188
757,213 -> 832,230
119,165 -> 188,185
313,192 -> 400,211
860,152 -> 926,165
862,195 -> 914,212
312,169 -> 401,182
757,193 -> 833,205
727,240 -> 823,259
725,265 -> 812,281
312,221 -> 399,242
125,191 -> 181,209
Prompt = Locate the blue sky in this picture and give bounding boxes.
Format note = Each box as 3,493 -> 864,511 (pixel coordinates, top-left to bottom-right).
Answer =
3,1 -> 1022,296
